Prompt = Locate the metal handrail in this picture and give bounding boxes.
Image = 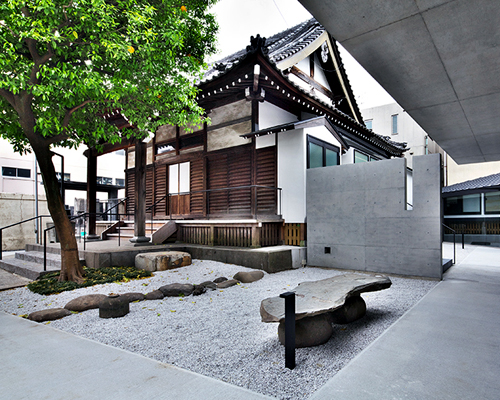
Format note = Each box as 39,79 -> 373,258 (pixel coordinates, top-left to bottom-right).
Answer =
442,223 -> 465,266
0,215 -> 52,260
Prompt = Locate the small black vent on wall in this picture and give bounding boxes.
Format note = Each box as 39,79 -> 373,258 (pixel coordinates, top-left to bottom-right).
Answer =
324,247 -> 331,254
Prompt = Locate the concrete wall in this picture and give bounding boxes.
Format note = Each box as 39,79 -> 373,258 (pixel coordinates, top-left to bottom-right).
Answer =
307,154 -> 443,279
0,193 -> 51,251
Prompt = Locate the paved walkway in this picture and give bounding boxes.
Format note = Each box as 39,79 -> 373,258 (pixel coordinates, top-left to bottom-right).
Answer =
311,243 -> 500,400
1,243 -> 499,399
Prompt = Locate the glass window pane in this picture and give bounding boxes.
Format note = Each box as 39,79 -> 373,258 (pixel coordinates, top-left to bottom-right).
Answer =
309,142 -> 323,168
354,151 -> 369,163
392,114 -> 398,134
463,194 -> 481,213
17,168 -> 31,178
325,148 -> 338,166
485,192 -> 500,214
365,120 -> 372,130
2,167 -> 16,177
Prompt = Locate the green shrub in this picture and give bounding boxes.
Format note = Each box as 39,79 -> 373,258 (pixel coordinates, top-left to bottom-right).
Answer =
27,266 -> 152,296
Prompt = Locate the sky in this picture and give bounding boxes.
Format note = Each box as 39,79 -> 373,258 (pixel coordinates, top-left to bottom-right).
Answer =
209,0 -> 395,110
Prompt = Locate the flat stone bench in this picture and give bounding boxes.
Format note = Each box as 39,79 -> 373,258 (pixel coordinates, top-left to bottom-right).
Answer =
260,273 -> 391,347
135,251 -> 191,272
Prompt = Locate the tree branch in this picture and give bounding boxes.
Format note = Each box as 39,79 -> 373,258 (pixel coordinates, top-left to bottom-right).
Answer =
0,87 -> 18,110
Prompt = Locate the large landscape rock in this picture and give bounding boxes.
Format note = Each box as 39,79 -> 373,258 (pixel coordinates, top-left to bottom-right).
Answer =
159,283 -> 194,297
145,290 -> 165,300
28,308 -> 71,322
217,279 -> 239,289
120,292 -> 145,303
135,251 -> 192,272
260,273 -> 391,323
329,295 -> 366,324
233,270 -> 264,283
278,314 -> 333,348
64,294 -> 107,312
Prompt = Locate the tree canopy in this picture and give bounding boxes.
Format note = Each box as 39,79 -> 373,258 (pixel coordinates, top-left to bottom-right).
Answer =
0,0 -> 218,282
0,0 -> 218,152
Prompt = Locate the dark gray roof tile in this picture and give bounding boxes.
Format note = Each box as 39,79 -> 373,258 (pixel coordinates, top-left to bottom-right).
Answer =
443,173 -> 500,193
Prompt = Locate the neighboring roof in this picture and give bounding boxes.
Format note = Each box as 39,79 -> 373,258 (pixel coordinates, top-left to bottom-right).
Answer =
443,173 -> 500,195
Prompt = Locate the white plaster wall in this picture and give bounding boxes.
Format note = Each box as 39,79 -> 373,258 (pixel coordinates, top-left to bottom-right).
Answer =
446,157 -> 500,186
255,134 -> 276,149
277,124 -> 344,223
313,53 -> 330,89
277,129 -> 306,223
342,148 -> 355,165
259,101 -> 298,130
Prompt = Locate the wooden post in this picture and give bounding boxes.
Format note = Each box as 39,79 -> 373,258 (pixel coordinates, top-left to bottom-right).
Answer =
130,140 -> 150,244
251,225 -> 261,248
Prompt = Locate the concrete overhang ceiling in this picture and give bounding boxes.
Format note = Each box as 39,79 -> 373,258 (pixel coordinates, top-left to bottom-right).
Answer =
299,0 -> 500,164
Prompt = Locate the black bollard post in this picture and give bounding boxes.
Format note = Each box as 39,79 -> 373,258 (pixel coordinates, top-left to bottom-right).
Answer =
280,291 -> 296,370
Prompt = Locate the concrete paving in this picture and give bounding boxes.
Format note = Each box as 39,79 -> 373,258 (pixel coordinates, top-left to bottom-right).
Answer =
0,312 -> 274,400
310,243 -> 500,400
0,267 -> 31,291
1,243 -> 499,399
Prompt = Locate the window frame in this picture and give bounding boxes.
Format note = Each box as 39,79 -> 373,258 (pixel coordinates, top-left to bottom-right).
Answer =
2,166 -> 31,179
306,135 -> 340,169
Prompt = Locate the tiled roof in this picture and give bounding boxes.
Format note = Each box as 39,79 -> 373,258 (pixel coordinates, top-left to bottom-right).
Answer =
201,19 -> 407,157
204,19 -> 323,80
443,173 -> 500,193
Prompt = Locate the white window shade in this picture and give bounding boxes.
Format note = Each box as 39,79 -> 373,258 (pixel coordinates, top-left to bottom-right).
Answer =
179,162 -> 190,193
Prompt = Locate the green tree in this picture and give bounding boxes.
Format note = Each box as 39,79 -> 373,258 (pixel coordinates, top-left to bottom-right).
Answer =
0,0 -> 218,282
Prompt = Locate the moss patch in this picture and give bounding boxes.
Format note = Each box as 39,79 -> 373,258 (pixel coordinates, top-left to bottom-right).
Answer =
27,266 -> 152,296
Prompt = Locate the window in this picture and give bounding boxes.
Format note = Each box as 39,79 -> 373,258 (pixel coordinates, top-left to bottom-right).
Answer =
157,142 -> 176,155
485,191 -> 500,214
55,172 -> 70,182
354,150 -> 369,163
391,114 -> 398,134
2,166 -> 31,178
169,162 -> 190,194
115,178 -> 125,187
307,136 -> 339,169
364,119 -> 373,131
444,195 -> 481,215
96,176 -> 113,185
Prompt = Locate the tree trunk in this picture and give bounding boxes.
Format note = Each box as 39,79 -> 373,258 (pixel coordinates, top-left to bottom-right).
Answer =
35,145 -> 85,283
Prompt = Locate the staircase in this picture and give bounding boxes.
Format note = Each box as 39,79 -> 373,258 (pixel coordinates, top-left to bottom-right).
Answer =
0,244 -> 86,280
102,220 -> 177,244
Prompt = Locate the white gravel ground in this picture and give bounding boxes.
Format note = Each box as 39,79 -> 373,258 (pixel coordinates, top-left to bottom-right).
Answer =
0,260 -> 438,400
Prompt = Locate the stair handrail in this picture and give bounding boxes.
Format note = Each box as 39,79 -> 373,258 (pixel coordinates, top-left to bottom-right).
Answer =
0,215 -> 52,260
442,223 -> 465,266
100,198 -> 127,221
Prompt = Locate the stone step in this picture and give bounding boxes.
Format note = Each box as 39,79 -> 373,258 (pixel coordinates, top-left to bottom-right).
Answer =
442,258 -> 453,272
0,257 -> 60,280
15,251 -> 85,268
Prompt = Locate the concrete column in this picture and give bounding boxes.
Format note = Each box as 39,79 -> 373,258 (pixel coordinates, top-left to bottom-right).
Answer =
130,140 -> 150,244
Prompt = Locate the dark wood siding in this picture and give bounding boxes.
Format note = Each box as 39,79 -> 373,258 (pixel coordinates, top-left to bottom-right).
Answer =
154,164 -> 167,216
207,146 -> 252,216
125,169 -> 135,217
146,165 -> 154,211
255,146 -> 277,214
190,158 -> 204,216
